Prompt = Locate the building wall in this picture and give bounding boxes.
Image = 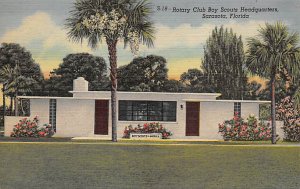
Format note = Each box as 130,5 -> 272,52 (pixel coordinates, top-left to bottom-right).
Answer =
5,94 -> 283,139
116,100 -> 186,139
32,99 -> 267,139
4,99 -> 49,136
200,102 -> 234,139
6,94 -> 275,139
55,99 -> 95,137
241,103 -> 259,118
115,101 -> 265,139
199,102 -> 261,139
4,116 -> 28,136
31,99 -> 49,126
4,99 -> 96,137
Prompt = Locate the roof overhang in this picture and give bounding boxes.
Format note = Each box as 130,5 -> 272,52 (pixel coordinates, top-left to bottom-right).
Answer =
183,99 -> 271,103
17,96 -> 110,100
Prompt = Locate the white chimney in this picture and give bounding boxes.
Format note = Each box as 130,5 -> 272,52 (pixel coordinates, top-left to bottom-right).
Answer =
73,77 -> 88,91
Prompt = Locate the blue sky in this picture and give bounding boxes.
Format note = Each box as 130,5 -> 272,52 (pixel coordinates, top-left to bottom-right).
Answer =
0,0 -> 300,79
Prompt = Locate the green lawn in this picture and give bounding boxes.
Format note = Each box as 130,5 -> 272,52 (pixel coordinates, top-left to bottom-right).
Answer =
0,143 -> 299,189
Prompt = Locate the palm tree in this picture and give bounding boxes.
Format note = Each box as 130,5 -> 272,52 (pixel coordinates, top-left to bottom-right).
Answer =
0,65 -> 18,115
246,22 -> 300,144
66,0 -> 155,142
0,65 -> 36,116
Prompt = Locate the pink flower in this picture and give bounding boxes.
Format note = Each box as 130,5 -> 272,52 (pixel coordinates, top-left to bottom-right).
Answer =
38,131 -> 45,136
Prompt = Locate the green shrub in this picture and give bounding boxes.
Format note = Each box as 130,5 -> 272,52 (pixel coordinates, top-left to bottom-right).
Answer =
123,122 -> 172,139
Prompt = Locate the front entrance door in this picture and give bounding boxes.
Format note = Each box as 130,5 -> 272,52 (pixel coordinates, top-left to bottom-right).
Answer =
94,100 -> 109,135
186,102 -> 200,136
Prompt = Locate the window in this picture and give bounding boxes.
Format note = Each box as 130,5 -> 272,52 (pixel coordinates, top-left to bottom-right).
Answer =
119,101 -> 177,122
259,104 -> 271,120
234,102 -> 241,117
49,99 -> 57,131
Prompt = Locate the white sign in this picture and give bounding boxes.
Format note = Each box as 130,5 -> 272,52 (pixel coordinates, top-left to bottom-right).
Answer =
130,133 -> 162,140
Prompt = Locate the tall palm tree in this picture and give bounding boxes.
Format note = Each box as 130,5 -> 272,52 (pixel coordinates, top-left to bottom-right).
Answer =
66,0 -> 155,142
246,22 -> 300,144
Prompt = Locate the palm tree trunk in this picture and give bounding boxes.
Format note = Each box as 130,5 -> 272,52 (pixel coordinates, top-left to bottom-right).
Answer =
14,92 -> 18,116
271,76 -> 277,144
2,84 -> 5,126
107,39 -> 118,142
10,96 -> 13,116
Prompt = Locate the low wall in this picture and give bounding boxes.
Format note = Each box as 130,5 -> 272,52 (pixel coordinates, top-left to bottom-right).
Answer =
4,116 -> 29,137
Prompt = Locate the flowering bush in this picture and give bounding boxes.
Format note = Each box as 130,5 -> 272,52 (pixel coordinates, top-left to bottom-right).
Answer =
123,122 -> 172,139
218,113 -> 272,141
10,116 -> 55,138
276,96 -> 300,141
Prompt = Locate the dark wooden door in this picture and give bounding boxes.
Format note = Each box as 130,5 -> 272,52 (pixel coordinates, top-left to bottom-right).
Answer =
186,102 -> 200,136
94,100 -> 109,135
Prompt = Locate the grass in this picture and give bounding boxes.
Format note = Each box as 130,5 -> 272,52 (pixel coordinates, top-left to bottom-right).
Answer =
0,142 -> 299,189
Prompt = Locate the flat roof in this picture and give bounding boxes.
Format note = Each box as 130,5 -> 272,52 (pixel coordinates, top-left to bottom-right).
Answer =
183,99 -> 271,103
17,96 -> 110,100
18,96 -> 270,103
70,91 -> 222,96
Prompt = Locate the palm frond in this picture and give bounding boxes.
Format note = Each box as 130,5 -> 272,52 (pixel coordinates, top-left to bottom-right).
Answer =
65,0 -> 105,49
126,0 -> 155,48
66,0 -> 155,50
246,22 -> 300,79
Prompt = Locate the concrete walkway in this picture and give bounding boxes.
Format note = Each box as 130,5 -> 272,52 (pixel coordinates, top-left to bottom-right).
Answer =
71,136 -> 219,142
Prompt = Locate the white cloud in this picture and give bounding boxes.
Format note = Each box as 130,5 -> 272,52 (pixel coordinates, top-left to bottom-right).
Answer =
150,20 -> 266,50
0,11 -> 107,73
1,11 -> 267,55
0,12 -> 95,58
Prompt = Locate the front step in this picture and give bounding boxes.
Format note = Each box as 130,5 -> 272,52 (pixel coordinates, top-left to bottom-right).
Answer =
72,136 -> 111,141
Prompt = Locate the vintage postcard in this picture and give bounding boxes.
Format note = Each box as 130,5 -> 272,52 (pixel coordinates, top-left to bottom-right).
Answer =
0,0 -> 300,188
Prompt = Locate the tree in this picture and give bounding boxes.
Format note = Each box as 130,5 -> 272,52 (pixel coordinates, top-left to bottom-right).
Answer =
0,65 -> 37,115
130,83 -> 151,92
118,55 -> 168,91
0,43 -> 43,115
66,0 -> 155,142
0,43 -> 44,95
162,80 -> 186,92
257,79 -> 296,101
45,53 -> 109,96
202,26 -> 248,99
246,22 -> 300,144
244,81 -> 262,100
180,69 -> 212,93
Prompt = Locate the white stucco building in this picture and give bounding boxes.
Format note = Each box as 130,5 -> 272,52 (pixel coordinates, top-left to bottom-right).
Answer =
5,77 -> 277,139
